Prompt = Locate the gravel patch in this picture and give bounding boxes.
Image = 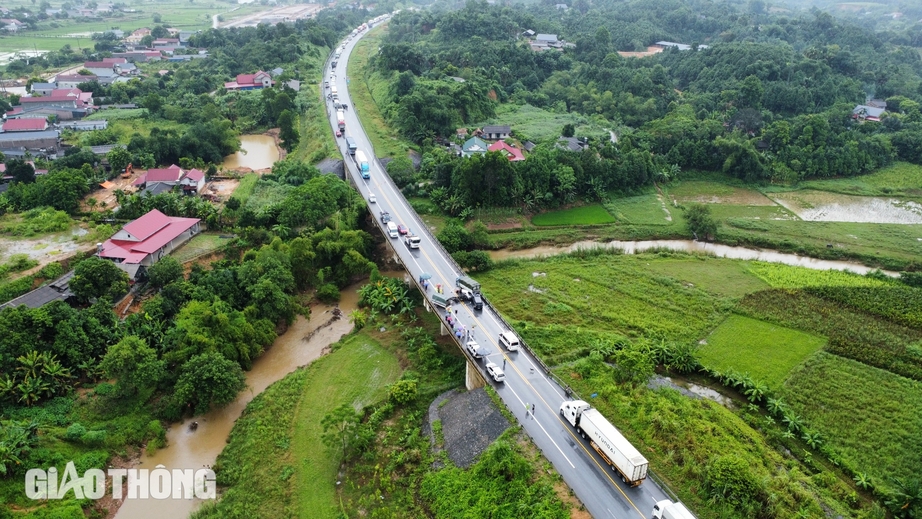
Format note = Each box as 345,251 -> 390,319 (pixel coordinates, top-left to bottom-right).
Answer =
429,388 -> 511,468
315,158 -> 345,179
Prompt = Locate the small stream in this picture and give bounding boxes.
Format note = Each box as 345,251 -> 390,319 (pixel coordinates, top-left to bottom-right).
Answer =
489,239 -> 898,276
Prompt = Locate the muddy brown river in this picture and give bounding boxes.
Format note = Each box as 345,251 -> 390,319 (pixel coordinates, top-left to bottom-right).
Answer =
490,239 -> 898,276
113,285 -> 362,519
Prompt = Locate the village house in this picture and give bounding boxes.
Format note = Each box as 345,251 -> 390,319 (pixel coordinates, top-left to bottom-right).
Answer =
30,82 -> 56,96
482,125 -> 511,140
97,209 -> 201,279
55,74 -> 97,89
460,136 -> 489,157
1,119 -> 48,133
82,59 -> 125,77
132,164 -> 206,196
125,28 -> 151,44
0,19 -> 27,32
224,71 -> 274,91
19,88 -> 94,112
852,105 -> 885,122
488,140 -> 525,161
0,130 -> 60,157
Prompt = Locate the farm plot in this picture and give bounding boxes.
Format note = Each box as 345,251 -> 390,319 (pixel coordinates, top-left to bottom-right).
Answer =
698,314 -> 825,389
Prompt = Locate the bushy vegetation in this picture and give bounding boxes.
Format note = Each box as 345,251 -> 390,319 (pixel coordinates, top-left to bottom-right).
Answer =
531,204 -> 616,226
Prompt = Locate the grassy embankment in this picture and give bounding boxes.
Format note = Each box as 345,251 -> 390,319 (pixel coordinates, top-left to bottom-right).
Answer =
501,164 -> 922,270
347,24 -> 415,160
479,251 -> 921,518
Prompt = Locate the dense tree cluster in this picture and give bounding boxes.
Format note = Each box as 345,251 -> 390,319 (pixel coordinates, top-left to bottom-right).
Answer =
374,0 -> 922,197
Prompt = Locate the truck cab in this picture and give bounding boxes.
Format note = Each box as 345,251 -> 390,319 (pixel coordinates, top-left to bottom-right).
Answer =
652,500 -> 697,519
456,276 -> 483,311
404,234 -> 420,249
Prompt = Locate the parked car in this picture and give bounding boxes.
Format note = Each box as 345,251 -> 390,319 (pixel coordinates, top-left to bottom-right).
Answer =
397,224 -> 409,235
368,193 -> 376,203
465,340 -> 490,359
485,362 -> 505,383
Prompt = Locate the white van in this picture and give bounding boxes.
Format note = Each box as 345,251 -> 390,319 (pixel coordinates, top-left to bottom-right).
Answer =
498,331 -> 520,351
386,221 -> 399,238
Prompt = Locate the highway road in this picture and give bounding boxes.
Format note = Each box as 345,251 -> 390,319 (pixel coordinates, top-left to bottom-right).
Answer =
325,19 -> 673,519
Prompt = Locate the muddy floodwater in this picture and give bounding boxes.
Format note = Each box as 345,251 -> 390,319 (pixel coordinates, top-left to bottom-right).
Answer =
770,191 -> 922,224
490,239 -> 897,276
113,285 -> 362,519
221,134 -> 280,171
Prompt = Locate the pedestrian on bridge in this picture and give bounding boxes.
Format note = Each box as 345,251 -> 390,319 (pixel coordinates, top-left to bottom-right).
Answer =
525,403 -> 530,417
532,404 -> 536,415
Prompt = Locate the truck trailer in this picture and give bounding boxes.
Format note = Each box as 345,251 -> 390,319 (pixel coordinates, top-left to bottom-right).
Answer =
355,150 -> 369,179
559,400 -> 648,486
652,500 -> 697,519
336,109 -> 345,130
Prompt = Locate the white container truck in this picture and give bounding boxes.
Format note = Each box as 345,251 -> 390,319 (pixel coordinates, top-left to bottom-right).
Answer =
559,400 -> 648,486
652,500 -> 697,519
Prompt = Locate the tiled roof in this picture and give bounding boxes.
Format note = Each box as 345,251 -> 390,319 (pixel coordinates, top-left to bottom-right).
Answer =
2,119 -> 47,131
100,211 -> 199,264
488,140 -> 525,161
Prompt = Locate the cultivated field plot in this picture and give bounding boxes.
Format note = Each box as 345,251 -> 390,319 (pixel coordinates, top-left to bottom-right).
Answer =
769,190 -> 922,224
171,232 -> 229,264
747,262 -> 893,289
799,162 -> 922,197
641,256 -> 769,298
604,193 -> 675,225
474,103 -> 611,143
668,180 -> 777,206
699,314 -> 825,389
480,254 -> 730,346
531,204 -> 615,226
781,352 -> 922,487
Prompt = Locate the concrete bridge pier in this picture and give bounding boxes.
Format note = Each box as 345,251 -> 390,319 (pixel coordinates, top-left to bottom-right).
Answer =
466,360 -> 485,390
440,322 -> 449,336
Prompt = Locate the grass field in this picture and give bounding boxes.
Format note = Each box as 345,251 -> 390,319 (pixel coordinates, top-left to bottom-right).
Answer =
699,314 -> 825,389
230,173 -> 258,205
172,232 -> 229,263
642,256 -> 769,297
474,103 -> 612,143
291,334 -> 401,518
604,192 -> 677,225
242,180 -> 294,211
348,24 -> 413,160
531,204 -> 616,226
781,352 -> 922,489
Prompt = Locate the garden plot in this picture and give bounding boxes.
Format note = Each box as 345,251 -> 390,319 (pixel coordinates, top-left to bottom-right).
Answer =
770,190 -> 922,224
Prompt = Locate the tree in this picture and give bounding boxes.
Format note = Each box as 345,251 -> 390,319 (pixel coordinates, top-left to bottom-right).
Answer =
561,123 -> 575,138
147,257 -> 184,289
685,204 -> 717,241
321,403 -> 360,461
173,352 -> 246,415
99,336 -> 165,399
386,156 -> 415,189
7,159 -> 36,184
106,146 -> 132,175
277,109 -> 299,152
70,257 -> 129,302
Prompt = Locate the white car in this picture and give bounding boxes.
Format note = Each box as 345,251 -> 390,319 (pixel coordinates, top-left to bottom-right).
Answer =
465,340 -> 490,359
485,362 -> 505,383
368,193 -> 376,203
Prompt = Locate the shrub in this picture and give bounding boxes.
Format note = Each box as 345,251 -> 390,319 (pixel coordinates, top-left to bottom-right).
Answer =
65,423 -> 87,442
316,283 -> 340,303
704,455 -> 764,509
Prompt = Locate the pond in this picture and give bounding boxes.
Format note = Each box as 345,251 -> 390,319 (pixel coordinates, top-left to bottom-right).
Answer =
221,134 -> 280,171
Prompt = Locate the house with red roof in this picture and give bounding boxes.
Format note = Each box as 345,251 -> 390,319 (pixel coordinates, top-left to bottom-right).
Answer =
488,140 -> 525,161
98,209 -> 201,279
224,71 -> 273,91
2,119 -> 48,132
132,164 -> 207,195
83,61 -> 119,77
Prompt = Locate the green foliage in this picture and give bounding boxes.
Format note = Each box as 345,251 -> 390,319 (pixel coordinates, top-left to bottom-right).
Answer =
99,336 -> 164,400
704,455 -> 765,511
781,353 -> 922,498
70,257 -> 129,302
316,283 -> 340,303
437,220 -> 472,253
749,263 -> 893,289
387,378 -> 418,405
174,352 -> 247,415
0,254 -> 38,280
685,203 -> 718,240
2,208 -> 73,236
452,250 -> 494,272
421,437 -> 569,519
147,257 -> 184,289
277,109 -> 299,152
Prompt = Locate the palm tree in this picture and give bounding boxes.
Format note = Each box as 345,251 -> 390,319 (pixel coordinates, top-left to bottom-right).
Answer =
853,472 -> 872,490
766,397 -> 787,417
887,477 -> 922,518
271,223 -> 290,239
16,351 -> 46,381
42,358 -> 73,391
16,377 -> 50,406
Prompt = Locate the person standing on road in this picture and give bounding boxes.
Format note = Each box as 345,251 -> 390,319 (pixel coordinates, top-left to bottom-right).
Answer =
532,404 -> 536,415
525,403 -> 530,417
